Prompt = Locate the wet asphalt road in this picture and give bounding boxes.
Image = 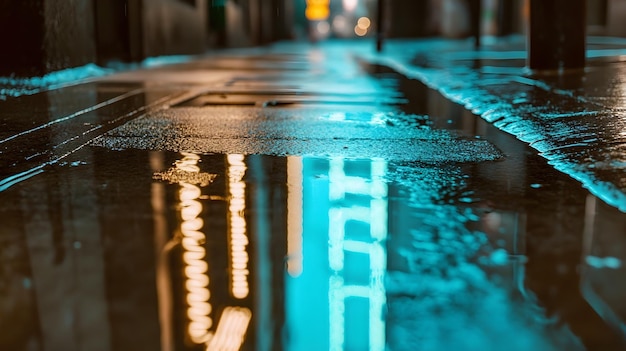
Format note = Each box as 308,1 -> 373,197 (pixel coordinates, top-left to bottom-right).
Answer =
0,41 -> 625,351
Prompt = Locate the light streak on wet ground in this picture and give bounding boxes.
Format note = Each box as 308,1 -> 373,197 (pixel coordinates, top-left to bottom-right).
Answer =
0,41 -> 625,351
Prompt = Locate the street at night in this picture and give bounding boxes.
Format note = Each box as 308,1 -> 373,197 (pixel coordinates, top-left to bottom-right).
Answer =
1,1 -> 626,351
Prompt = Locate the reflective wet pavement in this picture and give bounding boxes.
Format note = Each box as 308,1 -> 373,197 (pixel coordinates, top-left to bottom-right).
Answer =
1,41 -> 626,351
364,36 -> 626,213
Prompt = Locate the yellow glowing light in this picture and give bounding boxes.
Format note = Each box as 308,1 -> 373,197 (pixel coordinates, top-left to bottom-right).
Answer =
354,25 -> 367,36
227,154 -> 250,299
177,153 -> 214,345
306,0 -> 330,20
153,151 -> 216,187
306,7 -> 330,21
357,17 -> 371,29
205,307 -> 252,351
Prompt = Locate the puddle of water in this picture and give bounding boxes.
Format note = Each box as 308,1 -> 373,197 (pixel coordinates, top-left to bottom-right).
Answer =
2,143 -> 625,350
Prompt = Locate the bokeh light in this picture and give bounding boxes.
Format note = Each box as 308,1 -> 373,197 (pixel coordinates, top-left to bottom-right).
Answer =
357,17 -> 371,30
354,25 -> 367,37
317,21 -> 331,36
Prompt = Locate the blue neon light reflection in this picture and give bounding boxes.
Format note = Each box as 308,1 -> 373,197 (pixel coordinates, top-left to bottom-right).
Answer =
286,156 -> 387,351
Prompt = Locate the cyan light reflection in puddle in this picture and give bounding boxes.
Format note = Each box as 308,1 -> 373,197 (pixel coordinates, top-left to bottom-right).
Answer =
176,152 -> 214,344
227,154 -> 250,300
287,156 -> 388,351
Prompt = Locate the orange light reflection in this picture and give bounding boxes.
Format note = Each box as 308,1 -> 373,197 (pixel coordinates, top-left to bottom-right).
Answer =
227,154 -> 250,299
178,153 -> 214,344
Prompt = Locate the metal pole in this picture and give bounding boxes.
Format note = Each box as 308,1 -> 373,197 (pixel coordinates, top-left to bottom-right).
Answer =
376,0 -> 385,52
528,0 -> 586,70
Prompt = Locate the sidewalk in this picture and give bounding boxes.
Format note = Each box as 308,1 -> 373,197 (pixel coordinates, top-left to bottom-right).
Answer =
361,35 -> 626,212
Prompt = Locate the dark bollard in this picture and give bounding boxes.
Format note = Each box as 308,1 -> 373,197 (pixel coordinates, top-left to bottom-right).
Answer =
497,0 -> 514,36
376,0 -> 385,52
528,0 -> 586,71
209,0 -> 227,47
468,0 -> 481,48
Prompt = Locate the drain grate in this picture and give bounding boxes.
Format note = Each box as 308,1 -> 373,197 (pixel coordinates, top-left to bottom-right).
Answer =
173,91 -> 406,108
174,92 -> 303,107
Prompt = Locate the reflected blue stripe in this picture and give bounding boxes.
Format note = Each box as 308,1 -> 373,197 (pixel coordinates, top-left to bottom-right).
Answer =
0,166 -> 45,192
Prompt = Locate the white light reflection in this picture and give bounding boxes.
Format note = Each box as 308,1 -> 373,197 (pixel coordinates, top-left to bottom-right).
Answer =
332,15 -> 350,36
328,157 -> 388,351
177,152 -> 214,344
317,21 -> 331,36
227,154 -> 250,299
343,0 -> 358,12
287,156 -> 304,277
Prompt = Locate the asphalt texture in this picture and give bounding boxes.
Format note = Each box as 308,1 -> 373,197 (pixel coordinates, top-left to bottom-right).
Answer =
0,38 -> 625,351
